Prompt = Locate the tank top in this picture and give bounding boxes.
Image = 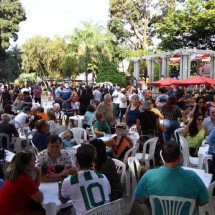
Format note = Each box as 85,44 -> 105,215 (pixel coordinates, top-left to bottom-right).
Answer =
126,105 -> 140,127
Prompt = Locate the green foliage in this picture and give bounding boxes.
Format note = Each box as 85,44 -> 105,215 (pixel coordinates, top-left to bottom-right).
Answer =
0,0 -> 26,51
157,0 -> 215,50
108,0 -> 175,50
96,63 -> 126,86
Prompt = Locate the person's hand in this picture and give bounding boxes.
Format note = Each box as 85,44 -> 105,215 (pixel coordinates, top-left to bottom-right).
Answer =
34,167 -> 41,176
194,103 -> 197,107
64,165 -> 77,176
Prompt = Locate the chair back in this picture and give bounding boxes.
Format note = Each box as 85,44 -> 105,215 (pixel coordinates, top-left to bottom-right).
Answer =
70,127 -> 87,143
179,136 -> 190,166
127,157 -> 141,190
0,133 -> 10,150
174,128 -> 184,144
112,158 -> 126,185
65,147 -> 77,164
59,131 -> 65,141
150,195 -> 196,215
51,126 -> 67,135
85,198 -> 123,215
142,137 -> 159,160
123,146 -> 138,166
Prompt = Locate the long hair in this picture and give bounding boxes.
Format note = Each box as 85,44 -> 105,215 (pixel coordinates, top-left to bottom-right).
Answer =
5,152 -> 34,181
162,96 -> 177,112
189,113 -> 204,137
90,139 -> 107,171
194,96 -> 205,118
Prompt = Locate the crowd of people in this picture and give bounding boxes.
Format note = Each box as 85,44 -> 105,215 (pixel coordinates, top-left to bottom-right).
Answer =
0,81 -> 215,214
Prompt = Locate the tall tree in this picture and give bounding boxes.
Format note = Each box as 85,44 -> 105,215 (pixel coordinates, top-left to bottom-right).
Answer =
108,0 -> 175,50
0,0 -> 26,52
157,0 -> 215,50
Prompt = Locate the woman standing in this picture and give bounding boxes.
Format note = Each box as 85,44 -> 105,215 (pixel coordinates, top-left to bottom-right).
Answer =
161,96 -> 182,142
125,95 -> 141,128
148,98 -> 164,120
0,152 -> 44,215
183,113 -> 207,156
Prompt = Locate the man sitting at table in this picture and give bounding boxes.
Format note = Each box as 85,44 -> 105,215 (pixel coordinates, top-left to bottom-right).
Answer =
59,144 -> 111,215
26,106 -> 42,130
36,135 -> 77,182
134,141 -> 209,214
0,113 -> 19,149
14,106 -> 30,128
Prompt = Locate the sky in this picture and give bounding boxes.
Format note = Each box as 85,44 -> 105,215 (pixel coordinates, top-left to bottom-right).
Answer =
16,0 -> 109,45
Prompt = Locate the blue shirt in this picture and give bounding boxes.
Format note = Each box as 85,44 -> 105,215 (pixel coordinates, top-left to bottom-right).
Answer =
85,111 -> 95,125
203,116 -> 215,135
135,166 -> 209,214
207,127 -> 215,154
63,139 -> 75,148
59,89 -> 72,109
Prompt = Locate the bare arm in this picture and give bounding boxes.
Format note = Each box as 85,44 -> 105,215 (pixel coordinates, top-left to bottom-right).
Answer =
31,190 -> 44,203
136,119 -> 141,135
183,125 -> 189,137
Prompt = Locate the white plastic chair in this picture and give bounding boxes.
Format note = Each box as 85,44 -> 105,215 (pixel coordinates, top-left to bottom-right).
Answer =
112,158 -> 126,185
51,126 -> 67,135
127,157 -> 142,194
65,146 -> 77,164
199,181 -> 215,215
174,127 -> 184,144
123,146 -> 138,196
85,198 -> 123,215
203,156 -> 212,173
0,133 -> 10,150
59,131 -> 65,141
150,195 -> 196,215
70,127 -> 87,144
179,136 -> 199,168
135,137 -> 159,169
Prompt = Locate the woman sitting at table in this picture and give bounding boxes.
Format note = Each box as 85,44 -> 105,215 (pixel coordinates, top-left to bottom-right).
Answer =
32,119 -> 50,152
183,113 -> 208,156
46,110 -> 60,132
93,112 -> 112,137
13,93 -> 24,111
0,151 -> 45,215
90,138 -> 123,201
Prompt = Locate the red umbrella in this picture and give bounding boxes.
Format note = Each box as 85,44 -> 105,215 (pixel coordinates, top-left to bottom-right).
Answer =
150,78 -> 182,86
179,76 -> 215,85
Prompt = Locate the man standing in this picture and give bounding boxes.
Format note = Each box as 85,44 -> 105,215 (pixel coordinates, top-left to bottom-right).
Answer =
22,91 -> 32,108
93,86 -> 102,103
96,94 -> 116,127
203,106 -> 215,135
134,141 -> 209,213
59,144 -> 111,215
112,86 -> 121,118
36,135 -> 76,182
33,84 -> 42,104
0,85 -> 11,107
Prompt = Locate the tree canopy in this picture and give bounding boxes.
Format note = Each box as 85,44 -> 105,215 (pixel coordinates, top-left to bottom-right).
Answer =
0,0 -> 26,52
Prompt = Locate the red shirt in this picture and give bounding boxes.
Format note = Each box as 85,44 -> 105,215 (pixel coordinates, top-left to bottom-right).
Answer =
0,174 -> 39,214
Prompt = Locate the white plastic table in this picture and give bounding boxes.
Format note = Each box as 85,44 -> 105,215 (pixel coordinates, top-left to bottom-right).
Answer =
40,182 -> 73,215
182,166 -> 213,189
69,115 -> 85,127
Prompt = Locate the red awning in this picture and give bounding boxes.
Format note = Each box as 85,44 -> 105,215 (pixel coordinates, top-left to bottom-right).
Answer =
179,76 -> 215,85
150,78 -> 182,86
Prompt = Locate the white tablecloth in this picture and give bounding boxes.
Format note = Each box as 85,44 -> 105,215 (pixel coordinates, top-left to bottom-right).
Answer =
40,182 -> 73,214
182,166 -> 213,189
69,115 -> 85,127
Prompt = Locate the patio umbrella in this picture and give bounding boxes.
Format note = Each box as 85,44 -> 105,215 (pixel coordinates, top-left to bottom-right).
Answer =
179,76 -> 215,85
150,78 -> 182,86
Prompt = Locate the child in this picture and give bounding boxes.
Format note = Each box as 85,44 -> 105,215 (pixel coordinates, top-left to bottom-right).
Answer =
62,130 -> 76,148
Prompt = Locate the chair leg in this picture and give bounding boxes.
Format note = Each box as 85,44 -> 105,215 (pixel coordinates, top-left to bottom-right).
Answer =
125,171 -> 130,196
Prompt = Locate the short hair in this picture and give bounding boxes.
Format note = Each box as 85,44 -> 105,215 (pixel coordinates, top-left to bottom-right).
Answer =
162,141 -> 180,163
104,94 -> 111,100
35,119 -> 47,130
95,112 -> 103,120
76,144 -> 94,168
37,106 -> 44,112
53,103 -> 60,108
47,110 -> 56,121
159,87 -> 166,94
131,94 -> 139,100
87,104 -> 95,112
47,135 -> 60,145
1,113 -> 10,121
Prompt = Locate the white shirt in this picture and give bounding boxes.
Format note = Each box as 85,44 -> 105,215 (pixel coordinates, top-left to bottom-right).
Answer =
112,90 -> 120,104
93,89 -> 102,101
14,112 -> 29,127
61,170 -> 111,215
118,92 -> 127,108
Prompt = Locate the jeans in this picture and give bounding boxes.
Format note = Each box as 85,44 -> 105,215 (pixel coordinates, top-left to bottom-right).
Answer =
114,103 -> 120,118
163,119 -> 180,142
119,108 -> 126,122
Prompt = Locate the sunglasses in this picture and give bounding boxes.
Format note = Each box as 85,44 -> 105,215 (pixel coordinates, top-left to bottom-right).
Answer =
198,101 -> 204,104
197,118 -> 203,121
